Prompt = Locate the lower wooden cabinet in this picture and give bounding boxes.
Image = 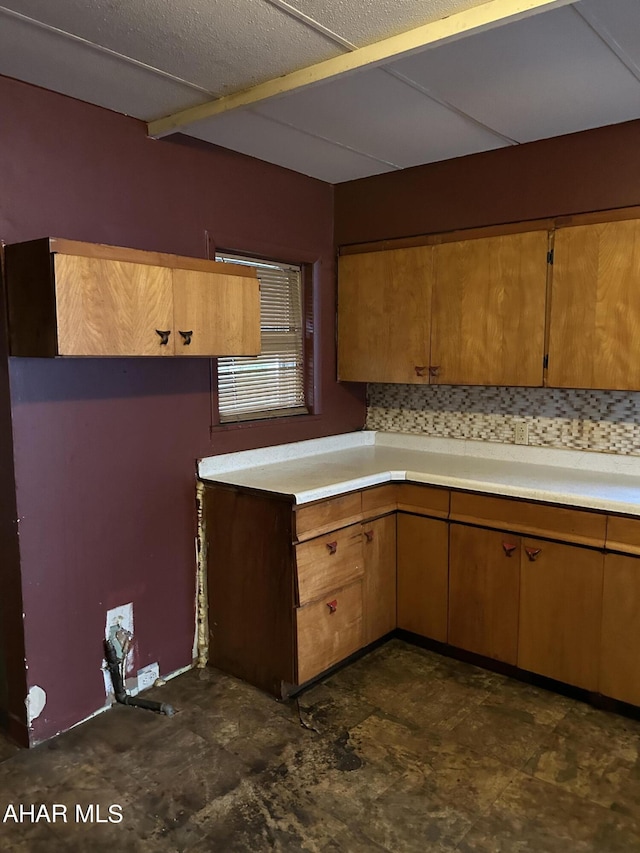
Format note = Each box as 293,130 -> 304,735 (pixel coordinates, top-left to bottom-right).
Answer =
362,515 -> 397,646
397,514 -> 448,642
448,524 -> 520,664
600,553 -> 640,705
295,524 -> 363,606
296,580 -> 363,685
518,537 -> 603,690
205,480 -> 640,711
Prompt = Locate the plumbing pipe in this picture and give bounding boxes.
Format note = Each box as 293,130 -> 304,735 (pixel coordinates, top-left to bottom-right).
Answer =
104,640 -> 175,716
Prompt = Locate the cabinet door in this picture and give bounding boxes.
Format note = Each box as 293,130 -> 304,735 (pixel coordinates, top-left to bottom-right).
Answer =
547,219 -> 640,389
172,268 -> 261,356
337,246 -> 433,383
362,515 -> 396,645
518,537 -> 603,690
397,514 -> 448,642
449,524 -> 520,664
54,255 -> 174,356
431,231 -> 548,385
600,553 -> 640,705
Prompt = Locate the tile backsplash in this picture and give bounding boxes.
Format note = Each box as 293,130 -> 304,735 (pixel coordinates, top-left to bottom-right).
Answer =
366,385 -> 640,456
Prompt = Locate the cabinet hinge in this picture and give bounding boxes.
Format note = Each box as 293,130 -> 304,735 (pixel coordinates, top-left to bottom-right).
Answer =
543,354 -> 549,369
547,249 -> 554,264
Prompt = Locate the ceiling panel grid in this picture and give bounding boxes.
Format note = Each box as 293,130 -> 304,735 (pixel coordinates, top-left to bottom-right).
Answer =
1,0 -> 640,181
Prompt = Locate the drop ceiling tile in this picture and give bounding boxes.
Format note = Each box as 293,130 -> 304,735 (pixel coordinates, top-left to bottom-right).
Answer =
0,0 -> 344,96
0,12 -> 207,120
576,0 -> 640,76
388,5 -> 640,142
285,0 -> 493,47
255,68 -> 508,168
188,110 -> 395,183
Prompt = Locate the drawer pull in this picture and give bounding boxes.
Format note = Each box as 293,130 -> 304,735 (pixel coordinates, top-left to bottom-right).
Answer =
327,599 -> 337,614
525,547 -> 542,562
326,541 -> 338,555
502,542 -> 517,557
414,365 -> 427,377
429,365 -> 441,377
364,530 -> 374,543
155,329 -> 171,346
178,330 -> 193,346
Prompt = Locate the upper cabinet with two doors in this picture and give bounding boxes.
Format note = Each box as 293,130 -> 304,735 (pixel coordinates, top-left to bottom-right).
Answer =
4,238 -> 261,357
338,209 -> 640,390
338,229 -> 549,387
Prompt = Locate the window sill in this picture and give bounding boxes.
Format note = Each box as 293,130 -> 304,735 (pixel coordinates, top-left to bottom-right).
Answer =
210,412 -> 322,435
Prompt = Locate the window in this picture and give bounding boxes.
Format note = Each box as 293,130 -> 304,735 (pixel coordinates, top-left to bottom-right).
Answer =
216,253 -> 309,423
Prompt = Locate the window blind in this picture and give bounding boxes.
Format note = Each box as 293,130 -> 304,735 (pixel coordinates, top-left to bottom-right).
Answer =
217,254 -> 308,423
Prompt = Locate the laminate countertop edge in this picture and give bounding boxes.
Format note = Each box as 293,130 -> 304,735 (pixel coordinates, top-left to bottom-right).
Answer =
198,431 -> 640,517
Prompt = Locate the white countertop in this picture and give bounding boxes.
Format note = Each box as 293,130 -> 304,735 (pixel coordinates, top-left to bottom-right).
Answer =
198,432 -> 640,516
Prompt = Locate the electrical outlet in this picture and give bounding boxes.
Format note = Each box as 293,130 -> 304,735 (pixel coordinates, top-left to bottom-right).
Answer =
137,662 -> 160,692
514,422 -> 529,445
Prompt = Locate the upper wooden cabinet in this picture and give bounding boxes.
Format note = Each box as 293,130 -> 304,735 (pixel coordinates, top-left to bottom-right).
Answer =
431,230 -> 548,386
547,218 -> 640,390
4,238 -> 261,357
337,246 -> 433,383
338,207 -> 640,390
338,229 -> 549,387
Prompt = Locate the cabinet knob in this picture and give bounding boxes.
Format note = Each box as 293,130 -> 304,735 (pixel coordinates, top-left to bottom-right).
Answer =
155,329 -> 171,346
178,330 -> 193,346
502,542 -> 517,557
327,599 -> 337,614
414,366 -> 427,377
326,541 -> 338,555
525,547 -> 542,562
429,365 -> 441,377
364,530 -> 374,543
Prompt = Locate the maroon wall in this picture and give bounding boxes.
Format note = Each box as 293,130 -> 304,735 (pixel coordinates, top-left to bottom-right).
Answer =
0,74 -> 365,743
0,267 -> 27,744
335,119 -> 640,245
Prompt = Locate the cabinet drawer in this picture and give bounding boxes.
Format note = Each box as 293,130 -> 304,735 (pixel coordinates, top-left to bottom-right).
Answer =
362,484 -> 398,517
296,580 -> 363,684
606,515 -> 640,556
295,525 -> 364,606
295,492 -> 363,542
396,484 -> 450,518
450,492 -> 606,548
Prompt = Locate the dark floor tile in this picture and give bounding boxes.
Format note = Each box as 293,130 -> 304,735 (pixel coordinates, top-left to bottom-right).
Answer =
187,771 -> 382,853
456,773 -> 640,853
554,703 -> 640,752
296,681 -> 377,734
449,702 -> 556,770
355,771 -> 474,853
374,674 -> 491,735
350,713 -> 517,816
325,640 -> 439,695
217,712 -> 313,774
524,729 -> 640,819
422,655 -> 506,692
482,677 -> 579,727
2,641 -> 639,852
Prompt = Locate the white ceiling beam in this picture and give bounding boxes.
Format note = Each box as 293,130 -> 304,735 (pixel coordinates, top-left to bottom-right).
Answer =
148,0 -> 574,139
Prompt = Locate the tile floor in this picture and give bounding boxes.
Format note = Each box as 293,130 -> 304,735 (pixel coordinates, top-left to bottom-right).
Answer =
1,640 -> 640,851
